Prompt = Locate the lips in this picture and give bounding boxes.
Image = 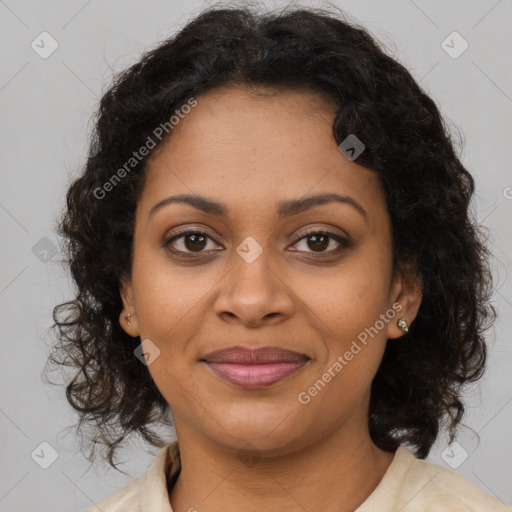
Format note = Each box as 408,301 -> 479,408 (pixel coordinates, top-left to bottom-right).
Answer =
201,346 -> 310,389
203,346 -> 309,364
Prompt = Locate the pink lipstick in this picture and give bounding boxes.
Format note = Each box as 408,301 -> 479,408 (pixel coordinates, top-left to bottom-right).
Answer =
201,346 -> 309,389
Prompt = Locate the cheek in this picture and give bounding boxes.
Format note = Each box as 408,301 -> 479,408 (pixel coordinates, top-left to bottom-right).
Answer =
308,251 -> 391,328
126,237 -> 205,408
303,246 -> 392,372
131,245 -> 201,343
131,252 -> 204,404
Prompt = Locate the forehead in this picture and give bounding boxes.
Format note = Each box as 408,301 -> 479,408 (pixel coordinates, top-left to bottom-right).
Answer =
139,85 -> 386,228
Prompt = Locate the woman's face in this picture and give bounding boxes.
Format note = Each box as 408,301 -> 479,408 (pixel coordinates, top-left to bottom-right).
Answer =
120,85 -> 422,454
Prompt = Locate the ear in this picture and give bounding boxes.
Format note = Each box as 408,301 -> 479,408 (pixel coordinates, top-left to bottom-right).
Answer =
119,272 -> 140,337
386,259 -> 423,340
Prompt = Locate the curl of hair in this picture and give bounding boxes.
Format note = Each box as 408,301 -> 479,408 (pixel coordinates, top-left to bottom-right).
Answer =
46,3 -> 496,469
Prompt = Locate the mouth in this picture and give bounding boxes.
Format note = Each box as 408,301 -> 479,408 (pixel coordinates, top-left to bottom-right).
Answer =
200,346 -> 310,389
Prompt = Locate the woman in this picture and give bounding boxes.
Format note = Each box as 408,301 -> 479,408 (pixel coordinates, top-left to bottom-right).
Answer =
47,4 -> 510,511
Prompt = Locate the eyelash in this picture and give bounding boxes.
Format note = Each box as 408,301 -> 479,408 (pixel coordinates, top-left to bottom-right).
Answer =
163,228 -> 352,259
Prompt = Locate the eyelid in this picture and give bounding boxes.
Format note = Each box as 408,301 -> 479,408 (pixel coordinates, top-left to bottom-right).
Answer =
293,226 -> 352,245
289,229 -> 353,255
163,225 -> 353,257
163,227 -> 223,255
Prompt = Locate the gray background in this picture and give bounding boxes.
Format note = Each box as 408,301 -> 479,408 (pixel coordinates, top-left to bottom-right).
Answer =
1,0 -> 511,510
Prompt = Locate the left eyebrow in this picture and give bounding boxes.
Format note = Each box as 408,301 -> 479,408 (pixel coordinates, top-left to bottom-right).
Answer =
148,192 -> 367,221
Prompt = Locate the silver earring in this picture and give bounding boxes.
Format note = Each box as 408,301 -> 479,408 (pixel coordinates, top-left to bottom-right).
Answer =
125,313 -> 132,327
397,317 -> 409,333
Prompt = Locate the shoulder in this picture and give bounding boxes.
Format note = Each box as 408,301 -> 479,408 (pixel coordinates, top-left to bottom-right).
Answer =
392,447 -> 511,511
82,440 -> 180,512
358,446 -> 511,512
82,477 -> 144,512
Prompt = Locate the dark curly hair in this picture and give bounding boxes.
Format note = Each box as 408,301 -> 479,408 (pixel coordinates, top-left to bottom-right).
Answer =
45,2 -> 496,470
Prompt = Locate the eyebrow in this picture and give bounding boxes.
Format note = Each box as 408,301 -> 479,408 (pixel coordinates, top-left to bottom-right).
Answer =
148,192 -> 367,221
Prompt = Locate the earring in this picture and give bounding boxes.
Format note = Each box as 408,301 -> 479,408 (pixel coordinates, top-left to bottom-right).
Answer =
125,313 -> 132,327
397,317 -> 409,333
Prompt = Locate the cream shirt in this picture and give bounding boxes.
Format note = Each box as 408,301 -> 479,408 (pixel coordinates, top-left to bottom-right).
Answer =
83,441 -> 511,511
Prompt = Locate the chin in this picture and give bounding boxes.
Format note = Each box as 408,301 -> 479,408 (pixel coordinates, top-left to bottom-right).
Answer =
208,413 -> 306,451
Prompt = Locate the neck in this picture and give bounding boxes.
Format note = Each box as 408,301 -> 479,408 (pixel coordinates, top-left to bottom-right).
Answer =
169,421 -> 396,512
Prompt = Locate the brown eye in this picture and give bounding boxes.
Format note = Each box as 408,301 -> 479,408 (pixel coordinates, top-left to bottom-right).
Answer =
305,233 -> 330,252
290,230 -> 352,256
165,230 -> 219,255
164,228 -> 352,259
183,233 -> 207,251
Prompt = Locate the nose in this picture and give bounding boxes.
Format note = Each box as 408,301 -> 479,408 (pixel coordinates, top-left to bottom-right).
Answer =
213,247 -> 295,328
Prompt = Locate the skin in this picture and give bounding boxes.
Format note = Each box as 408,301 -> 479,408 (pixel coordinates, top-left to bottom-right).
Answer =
119,85 -> 423,512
